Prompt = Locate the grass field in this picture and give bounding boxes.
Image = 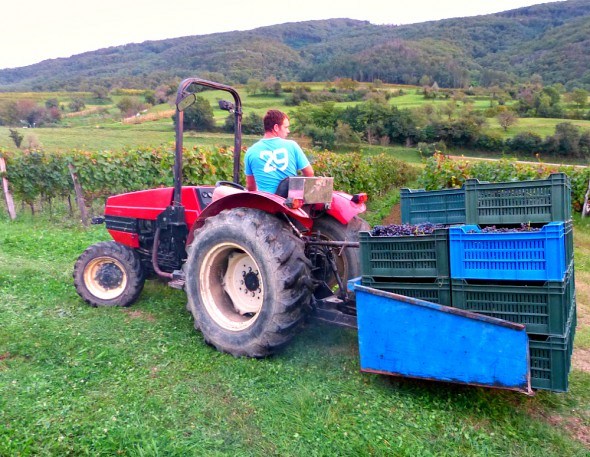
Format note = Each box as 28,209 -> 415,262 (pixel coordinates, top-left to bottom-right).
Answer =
485,117 -> 590,139
0,204 -> 589,455
1,84 -> 588,160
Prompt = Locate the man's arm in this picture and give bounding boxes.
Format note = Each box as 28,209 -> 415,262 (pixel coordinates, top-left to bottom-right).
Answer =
301,165 -> 314,177
246,175 -> 257,191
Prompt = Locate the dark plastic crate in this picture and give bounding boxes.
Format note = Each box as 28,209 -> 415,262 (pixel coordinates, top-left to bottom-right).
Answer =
530,303 -> 576,392
465,173 -> 571,225
450,263 -> 575,335
449,221 -> 573,281
360,229 -> 450,278
361,277 -> 451,307
400,187 -> 465,225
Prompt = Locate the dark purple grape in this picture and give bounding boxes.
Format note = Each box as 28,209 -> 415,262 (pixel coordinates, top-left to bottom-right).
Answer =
370,223 -> 446,237
480,223 -> 541,233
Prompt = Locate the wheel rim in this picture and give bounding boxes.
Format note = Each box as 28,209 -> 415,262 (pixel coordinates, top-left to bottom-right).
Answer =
83,256 -> 127,300
199,242 -> 264,332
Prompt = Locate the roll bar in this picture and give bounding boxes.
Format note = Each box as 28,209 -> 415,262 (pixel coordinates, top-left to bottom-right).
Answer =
173,78 -> 243,206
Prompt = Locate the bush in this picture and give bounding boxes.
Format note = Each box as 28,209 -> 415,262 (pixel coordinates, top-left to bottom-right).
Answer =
473,132 -> 505,151
418,152 -> 590,212
0,147 -> 419,216
311,151 -> 418,199
506,132 -> 543,154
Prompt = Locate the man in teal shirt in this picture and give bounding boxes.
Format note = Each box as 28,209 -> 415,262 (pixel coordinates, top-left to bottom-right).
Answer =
244,110 -> 314,193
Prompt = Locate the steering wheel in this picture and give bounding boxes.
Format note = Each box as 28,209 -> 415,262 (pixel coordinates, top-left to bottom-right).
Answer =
215,180 -> 246,190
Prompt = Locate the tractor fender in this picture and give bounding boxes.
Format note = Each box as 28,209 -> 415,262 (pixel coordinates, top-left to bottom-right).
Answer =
326,191 -> 367,225
188,191 -> 313,244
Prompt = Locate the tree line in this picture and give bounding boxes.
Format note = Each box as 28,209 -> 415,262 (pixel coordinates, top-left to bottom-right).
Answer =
2,3 -> 590,92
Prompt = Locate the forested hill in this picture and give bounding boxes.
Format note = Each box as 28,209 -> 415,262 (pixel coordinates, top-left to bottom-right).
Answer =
1,0 -> 589,91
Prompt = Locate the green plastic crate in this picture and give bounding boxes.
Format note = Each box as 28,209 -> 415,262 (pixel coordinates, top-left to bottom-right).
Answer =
465,173 -> 571,225
450,263 -> 575,335
359,229 -> 450,279
400,187 -> 466,225
530,303 -> 576,392
361,277 -> 451,307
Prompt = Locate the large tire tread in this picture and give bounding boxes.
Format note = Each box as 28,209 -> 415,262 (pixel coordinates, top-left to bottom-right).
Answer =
186,208 -> 313,357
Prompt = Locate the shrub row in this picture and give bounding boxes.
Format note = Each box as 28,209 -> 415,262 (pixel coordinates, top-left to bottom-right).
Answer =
418,152 -> 590,212
0,147 -> 418,215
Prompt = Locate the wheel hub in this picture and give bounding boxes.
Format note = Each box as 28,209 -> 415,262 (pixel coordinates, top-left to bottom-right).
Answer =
243,271 -> 260,291
96,262 -> 124,290
83,256 -> 128,300
223,252 -> 263,315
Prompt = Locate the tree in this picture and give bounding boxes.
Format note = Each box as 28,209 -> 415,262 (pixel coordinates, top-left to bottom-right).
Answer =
91,85 -> 109,100
565,88 -> 589,108
45,98 -> 59,109
335,121 -> 361,144
179,96 -> 215,131
496,109 -> 519,131
68,98 -> 86,112
419,75 -> 432,87
334,78 -> 358,92
9,129 -> 23,148
507,132 -> 543,154
246,79 -> 262,96
116,96 -> 146,118
545,122 -> 582,157
225,112 -> 264,135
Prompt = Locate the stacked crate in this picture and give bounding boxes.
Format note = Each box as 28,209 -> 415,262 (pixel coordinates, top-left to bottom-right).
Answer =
389,173 -> 576,392
359,227 -> 451,306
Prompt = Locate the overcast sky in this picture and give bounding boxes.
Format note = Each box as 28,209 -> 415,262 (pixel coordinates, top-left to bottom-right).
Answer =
1,0 -> 563,70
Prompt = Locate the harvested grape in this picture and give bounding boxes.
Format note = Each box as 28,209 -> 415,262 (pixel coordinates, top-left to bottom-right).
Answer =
370,223 -> 446,237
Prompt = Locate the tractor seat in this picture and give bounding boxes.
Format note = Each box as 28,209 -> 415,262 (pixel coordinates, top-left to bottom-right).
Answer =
211,185 -> 246,203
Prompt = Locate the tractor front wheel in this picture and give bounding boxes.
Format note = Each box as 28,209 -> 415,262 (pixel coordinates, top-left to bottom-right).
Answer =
186,208 -> 313,357
73,241 -> 145,307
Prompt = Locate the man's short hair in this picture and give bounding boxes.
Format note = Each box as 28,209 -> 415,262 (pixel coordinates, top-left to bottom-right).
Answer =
263,110 -> 288,132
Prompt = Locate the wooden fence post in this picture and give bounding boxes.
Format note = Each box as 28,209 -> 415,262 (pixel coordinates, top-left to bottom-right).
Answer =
68,163 -> 89,227
0,157 -> 16,220
583,178 -> 590,218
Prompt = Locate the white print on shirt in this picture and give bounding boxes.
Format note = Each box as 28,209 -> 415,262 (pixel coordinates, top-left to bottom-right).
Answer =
260,148 -> 289,173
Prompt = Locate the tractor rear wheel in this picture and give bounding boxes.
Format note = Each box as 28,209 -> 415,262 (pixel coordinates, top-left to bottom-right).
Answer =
73,241 -> 145,307
186,208 -> 313,357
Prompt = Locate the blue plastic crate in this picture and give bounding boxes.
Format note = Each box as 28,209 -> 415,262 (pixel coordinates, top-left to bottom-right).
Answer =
449,221 -> 572,281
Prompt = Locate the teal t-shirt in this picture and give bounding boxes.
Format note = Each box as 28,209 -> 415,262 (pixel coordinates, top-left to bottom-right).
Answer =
244,138 -> 310,193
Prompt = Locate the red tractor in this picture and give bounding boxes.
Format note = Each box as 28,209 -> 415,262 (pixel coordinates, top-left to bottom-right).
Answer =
74,78 -> 368,357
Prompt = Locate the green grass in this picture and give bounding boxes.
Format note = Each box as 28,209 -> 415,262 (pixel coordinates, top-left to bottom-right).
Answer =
485,117 -> 590,139
0,208 -> 589,455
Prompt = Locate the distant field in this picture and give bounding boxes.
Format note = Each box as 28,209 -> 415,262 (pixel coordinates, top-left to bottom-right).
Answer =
1,84 -> 588,162
485,117 -> 590,139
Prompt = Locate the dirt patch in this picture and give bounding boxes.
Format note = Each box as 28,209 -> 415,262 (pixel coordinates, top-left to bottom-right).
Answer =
572,271 -> 590,373
572,348 -> 590,373
123,309 -> 157,322
0,352 -> 12,371
382,203 -> 401,225
545,414 -> 590,449
575,271 -> 590,327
